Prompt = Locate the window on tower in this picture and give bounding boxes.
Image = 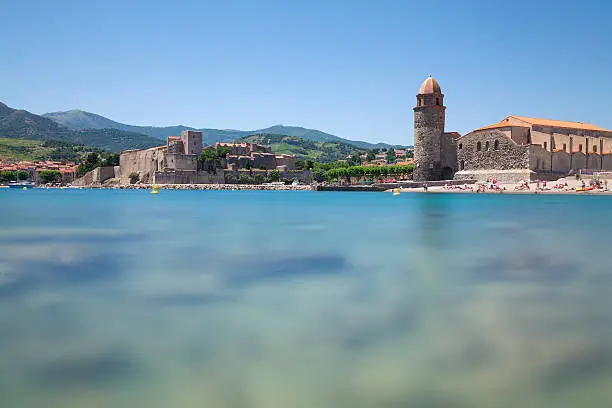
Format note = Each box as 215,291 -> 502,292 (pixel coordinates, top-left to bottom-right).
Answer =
476,142 -> 482,151
494,140 -> 499,150
435,97 -> 440,105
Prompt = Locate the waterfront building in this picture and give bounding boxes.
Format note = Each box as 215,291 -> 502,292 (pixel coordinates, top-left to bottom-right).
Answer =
412,76 -> 612,182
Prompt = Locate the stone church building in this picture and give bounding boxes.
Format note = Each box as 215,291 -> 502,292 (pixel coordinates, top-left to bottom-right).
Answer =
413,76 -> 612,182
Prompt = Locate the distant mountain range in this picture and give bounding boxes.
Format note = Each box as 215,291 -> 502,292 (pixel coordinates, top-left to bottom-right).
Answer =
0,102 -> 161,152
43,109 -> 404,149
238,133 -> 364,162
0,101 -> 405,156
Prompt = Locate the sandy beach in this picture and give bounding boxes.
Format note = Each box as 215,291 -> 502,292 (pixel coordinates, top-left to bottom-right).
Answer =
393,176 -> 612,195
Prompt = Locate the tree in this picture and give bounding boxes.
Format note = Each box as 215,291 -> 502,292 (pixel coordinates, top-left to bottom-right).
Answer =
0,171 -> 17,182
268,170 -> 282,182
102,153 -> 120,167
347,153 -> 361,167
386,148 -> 396,164
129,172 -> 140,184
304,159 -> 314,170
198,147 -> 223,172
17,170 -> 30,180
366,151 -> 376,162
76,152 -> 102,177
38,170 -> 62,184
295,159 -> 305,170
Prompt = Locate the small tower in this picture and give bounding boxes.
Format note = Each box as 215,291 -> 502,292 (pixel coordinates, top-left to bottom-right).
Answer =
413,76 -> 446,181
181,130 -> 203,155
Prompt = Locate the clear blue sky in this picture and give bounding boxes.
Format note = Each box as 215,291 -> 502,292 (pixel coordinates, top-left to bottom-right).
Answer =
1,0 -> 611,145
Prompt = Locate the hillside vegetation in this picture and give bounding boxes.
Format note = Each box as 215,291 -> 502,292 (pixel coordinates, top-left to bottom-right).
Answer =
0,102 -> 162,152
237,133 -> 364,162
0,138 -> 95,162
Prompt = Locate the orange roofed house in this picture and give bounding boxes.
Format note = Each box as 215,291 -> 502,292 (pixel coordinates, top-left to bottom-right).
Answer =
454,115 -> 612,182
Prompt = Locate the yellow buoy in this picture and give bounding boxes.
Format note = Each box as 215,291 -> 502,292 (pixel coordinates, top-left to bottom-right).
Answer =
151,185 -> 159,195
393,188 -> 400,196
22,186 -> 28,191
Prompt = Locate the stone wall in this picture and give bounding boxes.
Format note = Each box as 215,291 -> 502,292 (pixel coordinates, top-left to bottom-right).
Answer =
529,145 -> 551,171
251,153 -> 277,170
274,154 -> 296,170
588,153 -> 601,170
120,146 -> 165,184
154,170 -> 225,184
72,166 -> 117,186
167,139 -> 184,154
166,153 -> 197,171
572,152 -> 587,172
223,169 -> 312,184
440,132 -> 457,178
454,169 -> 534,183
457,129 -> 529,172
603,155 -> 612,170
227,156 -> 251,170
552,151 -> 571,173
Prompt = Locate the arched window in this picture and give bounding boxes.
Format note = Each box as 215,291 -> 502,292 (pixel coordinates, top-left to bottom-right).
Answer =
485,141 -> 490,151
563,143 -> 567,152
594,145 -> 598,153
435,97 -> 440,105
476,141 -> 482,151
579,144 -> 583,152
543,141 -> 547,151
460,160 -> 465,170
459,143 -> 462,150
494,140 -> 499,150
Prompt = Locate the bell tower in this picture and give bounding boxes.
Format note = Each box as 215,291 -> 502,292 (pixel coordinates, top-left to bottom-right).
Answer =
413,76 -> 446,181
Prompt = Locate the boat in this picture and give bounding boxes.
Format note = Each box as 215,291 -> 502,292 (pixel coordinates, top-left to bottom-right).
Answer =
8,181 -> 35,189
576,186 -> 595,192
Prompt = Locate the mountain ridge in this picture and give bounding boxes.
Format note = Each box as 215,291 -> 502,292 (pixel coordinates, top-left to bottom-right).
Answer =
0,102 -> 162,152
43,109 -> 405,149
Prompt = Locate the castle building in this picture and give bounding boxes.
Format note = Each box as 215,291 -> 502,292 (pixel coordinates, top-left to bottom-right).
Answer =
118,132 -> 302,184
216,142 -> 296,171
120,130 -> 204,184
412,76 -> 612,183
412,76 -> 458,181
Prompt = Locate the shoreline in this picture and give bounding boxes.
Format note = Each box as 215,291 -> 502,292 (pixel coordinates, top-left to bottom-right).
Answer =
4,179 -> 612,196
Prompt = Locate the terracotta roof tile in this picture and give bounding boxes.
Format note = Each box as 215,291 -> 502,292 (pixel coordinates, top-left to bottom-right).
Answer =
477,115 -> 611,132
511,115 -> 610,131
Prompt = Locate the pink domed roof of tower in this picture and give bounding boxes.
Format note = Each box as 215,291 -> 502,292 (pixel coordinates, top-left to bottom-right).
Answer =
418,76 -> 442,94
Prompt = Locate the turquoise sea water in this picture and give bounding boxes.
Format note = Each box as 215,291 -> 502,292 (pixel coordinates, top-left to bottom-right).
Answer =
1,188 -> 612,408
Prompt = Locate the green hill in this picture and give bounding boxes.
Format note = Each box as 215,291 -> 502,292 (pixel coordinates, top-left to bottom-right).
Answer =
1,102 -> 162,152
43,109 -> 404,149
0,138 -> 94,162
237,133 -> 365,162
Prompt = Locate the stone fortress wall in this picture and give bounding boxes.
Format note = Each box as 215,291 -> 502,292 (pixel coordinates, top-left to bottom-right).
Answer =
120,146 -> 166,184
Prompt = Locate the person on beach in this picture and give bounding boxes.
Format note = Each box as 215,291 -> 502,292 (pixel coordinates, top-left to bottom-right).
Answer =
423,183 -> 428,192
